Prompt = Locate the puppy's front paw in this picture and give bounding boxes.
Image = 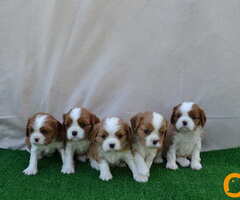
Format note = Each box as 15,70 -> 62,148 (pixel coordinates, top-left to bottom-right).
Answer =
191,162 -> 202,170
23,167 -> 38,175
134,174 -> 149,183
166,162 -> 178,170
100,172 -> 112,181
177,158 -> 190,167
137,166 -> 149,177
61,165 -> 75,174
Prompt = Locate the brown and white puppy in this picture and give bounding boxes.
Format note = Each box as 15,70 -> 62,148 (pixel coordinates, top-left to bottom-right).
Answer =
130,112 -> 168,180
23,113 -> 65,175
166,102 -> 207,170
61,107 -> 99,174
88,117 -> 145,182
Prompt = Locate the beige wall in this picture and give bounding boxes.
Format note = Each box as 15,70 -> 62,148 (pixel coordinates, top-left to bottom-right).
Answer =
0,0 -> 240,150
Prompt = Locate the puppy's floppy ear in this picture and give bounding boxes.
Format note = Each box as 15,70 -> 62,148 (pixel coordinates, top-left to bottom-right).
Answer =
62,113 -> 67,124
163,120 -> 169,134
130,113 -> 143,133
90,123 -> 101,142
56,120 -> 66,141
170,104 -> 180,124
123,123 -> 132,141
199,107 -> 207,127
90,113 -> 100,126
26,118 -> 31,137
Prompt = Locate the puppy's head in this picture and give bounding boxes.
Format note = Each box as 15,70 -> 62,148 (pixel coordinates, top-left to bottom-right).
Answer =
26,113 -> 63,145
170,102 -> 206,132
63,107 -> 100,141
92,117 -> 131,152
130,112 -> 168,148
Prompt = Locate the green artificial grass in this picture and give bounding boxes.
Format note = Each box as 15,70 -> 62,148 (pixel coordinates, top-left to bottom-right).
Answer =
0,148 -> 240,200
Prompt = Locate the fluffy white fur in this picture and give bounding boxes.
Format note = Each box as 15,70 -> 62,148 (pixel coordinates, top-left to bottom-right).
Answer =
166,102 -> 203,170
23,114 -> 64,175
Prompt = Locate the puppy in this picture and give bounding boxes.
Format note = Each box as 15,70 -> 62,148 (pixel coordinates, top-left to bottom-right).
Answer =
61,107 -> 99,174
88,117 -> 145,182
166,102 -> 207,170
130,112 -> 168,180
23,113 -> 65,175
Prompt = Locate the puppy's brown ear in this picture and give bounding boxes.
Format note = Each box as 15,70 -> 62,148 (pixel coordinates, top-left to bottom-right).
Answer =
199,108 -> 207,127
90,123 -> 100,143
123,123 -> 132,141
90,113 -> 100,126
56,120 -> 65,141
26,118 -> 31,137
130,113 -> 143,133
170,104 -> 180,124
163,120 -> 169,134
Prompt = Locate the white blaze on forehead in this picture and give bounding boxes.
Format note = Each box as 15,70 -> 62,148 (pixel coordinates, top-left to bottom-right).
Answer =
70,107 -> 82,121
33,115 -> 47,130
104,117 -> 120,135
180,102 -> 194,114
152,112 -> 163,130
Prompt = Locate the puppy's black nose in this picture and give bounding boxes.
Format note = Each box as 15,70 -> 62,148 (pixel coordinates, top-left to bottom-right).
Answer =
72,131 -> 78,136
35,138 -> 39,143
109,143 -> 115,149
183,121 -> 188,126
153,140 -> 158,145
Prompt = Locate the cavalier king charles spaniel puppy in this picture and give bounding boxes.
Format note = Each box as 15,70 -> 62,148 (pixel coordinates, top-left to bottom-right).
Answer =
23,113 -> 65,175
61,107 -> 99,174
166,102 -> 207,170
88,117 -> 146,182
130,112 -> 168,181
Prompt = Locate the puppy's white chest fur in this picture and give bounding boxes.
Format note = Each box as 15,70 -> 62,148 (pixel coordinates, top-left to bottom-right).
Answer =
134,143 -> 157,160
100,149 -> 126,165
34,142 -> 63,154
174,128 -> 202,156
69,140 -> 90,153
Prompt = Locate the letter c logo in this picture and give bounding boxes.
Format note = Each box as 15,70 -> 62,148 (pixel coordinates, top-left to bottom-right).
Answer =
224,173 -> 240,198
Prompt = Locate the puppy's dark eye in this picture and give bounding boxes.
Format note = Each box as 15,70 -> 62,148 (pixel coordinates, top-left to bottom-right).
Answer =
79,122 -> 86,128
102,134 -> 106,139
176,113 -> 181,118
118,134 -> 124,139
192,116 -> 199,120
144,129 -> 151,135
30,128 -> 34,133
41,128 -> 48,135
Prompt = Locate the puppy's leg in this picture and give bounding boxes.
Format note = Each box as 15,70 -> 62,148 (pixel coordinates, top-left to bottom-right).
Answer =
154,151 -> 164,164
61,143 -> 75,174
99,160 -> 112,181
124,152 -> 148,183
134,153 -> 149,177
166,144 -> 178,170
58,148 -> 65,164
191,140 -> 202,170
23,146 -> 39,175
176,157 -> 190,167
145,153 -> 156,169
90,159 -> 100,170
